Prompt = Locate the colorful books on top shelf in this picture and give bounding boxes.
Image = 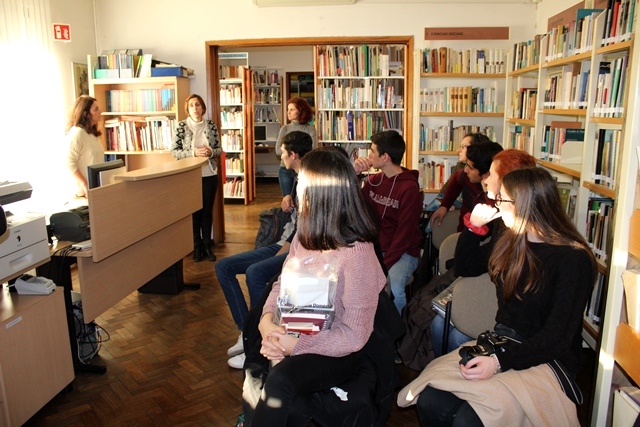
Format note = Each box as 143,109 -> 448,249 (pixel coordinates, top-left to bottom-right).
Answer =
544,9 -> 600,61
601,0 -> 636,46
103,88 -> 176,113
316,78 -> 403,110
317,44 -> 404,77
512,35 -> 544,71
421,47 -> 505,74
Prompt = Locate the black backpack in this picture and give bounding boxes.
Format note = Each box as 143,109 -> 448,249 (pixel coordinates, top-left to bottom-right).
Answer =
254,207 -> 291,249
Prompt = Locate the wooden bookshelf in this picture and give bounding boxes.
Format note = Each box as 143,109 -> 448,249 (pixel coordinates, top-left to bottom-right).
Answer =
253,67 -> 283,179
88,55 -> 191,171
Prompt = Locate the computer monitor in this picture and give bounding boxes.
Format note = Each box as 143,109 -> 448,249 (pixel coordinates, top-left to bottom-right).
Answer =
87,159 -> 126,189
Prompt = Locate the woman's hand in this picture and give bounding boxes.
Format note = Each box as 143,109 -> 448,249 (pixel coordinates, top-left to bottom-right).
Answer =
469,203 -> 501,227
459,356 -> 496,380
260,331 -> 298,361
195,147 -> 211,157
258,313 -> 287,360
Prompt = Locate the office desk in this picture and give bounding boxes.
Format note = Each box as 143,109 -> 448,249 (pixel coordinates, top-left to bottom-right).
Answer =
0,287 -> 74,426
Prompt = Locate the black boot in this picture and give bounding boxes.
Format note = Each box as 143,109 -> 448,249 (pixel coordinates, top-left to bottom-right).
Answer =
193,243 -> 204,262
203,243 -> 217,261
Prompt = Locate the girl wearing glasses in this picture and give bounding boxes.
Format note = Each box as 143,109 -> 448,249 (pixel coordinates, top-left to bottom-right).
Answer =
399,167 -> 596,426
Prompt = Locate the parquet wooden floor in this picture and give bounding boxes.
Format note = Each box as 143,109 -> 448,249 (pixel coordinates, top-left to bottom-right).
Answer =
24,179 -> 421,427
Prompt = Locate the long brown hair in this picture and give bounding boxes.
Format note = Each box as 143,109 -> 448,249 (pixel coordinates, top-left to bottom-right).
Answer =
297,148 -> 378,250
67,95 -> 101,137
488,167 -> 596,300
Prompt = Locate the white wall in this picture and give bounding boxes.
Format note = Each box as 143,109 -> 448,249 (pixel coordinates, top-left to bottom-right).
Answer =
93,0 -> 537,99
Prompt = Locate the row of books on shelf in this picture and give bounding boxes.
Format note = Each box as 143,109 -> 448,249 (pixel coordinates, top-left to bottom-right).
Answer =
592,128 -> 621,189
593,57 -> 628,118
540,121 -> 584,165
253,69 -> 281,86
585,271 -> 607,325
221,130 -> 244,151
316,79 -> 404,110
419,84 -> 501,114
512,35 -> 543,71
103,88 -> 176,113
92,51 -> 192,79
600,0 -> 635,46
220,84 -> 242,105
542,61 -> 590,109
255,107 -> 280,123
254,87 -> 281,105
585,198 -> 612,263
221,108 -> 244,128
220,65 -> 245,80
419,122 -> 496,151
224,157 -> 244,175
544,9 -> 599,61
420,47 -> 505,74
417,159 -> 456,191
507,125 -> 533,152
104,116 -> 175,151
223,177 -> 245,198
316,111 -> 401,142
510,88 -> 537,120
558,184 -> 577,220
317,44 -> 404,77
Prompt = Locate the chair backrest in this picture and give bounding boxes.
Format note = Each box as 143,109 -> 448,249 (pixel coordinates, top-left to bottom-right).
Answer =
450,273 -> 498,339
431,210 -> 460,250
438,232 -> 460,274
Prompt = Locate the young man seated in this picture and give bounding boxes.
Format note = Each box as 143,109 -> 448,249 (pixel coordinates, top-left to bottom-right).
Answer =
354,130 -> 423,314
214,131 -> 312,369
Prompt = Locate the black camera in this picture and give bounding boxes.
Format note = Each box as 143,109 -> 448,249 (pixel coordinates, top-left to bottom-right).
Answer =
459,330 -> 509,365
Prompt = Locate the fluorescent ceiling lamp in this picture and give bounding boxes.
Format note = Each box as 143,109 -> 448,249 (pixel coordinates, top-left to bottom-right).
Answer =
253,0 -> 356,6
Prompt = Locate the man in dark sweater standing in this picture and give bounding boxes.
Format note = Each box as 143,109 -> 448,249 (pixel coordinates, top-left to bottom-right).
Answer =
354,130 -> 422,314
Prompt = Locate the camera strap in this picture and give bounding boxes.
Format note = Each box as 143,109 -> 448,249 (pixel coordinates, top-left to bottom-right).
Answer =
494,323 -> 582,405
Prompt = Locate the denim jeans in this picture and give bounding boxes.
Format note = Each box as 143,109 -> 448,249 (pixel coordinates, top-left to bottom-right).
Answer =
387,252 -> 419,314
278,165 -> 296,197
430,313 -> 473,358
215,244 -> 288,330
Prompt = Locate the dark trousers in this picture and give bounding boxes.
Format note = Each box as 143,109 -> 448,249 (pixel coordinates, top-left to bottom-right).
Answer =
193,174 -> 217,246
252,351 -> 363,427
416,385 -> 483,427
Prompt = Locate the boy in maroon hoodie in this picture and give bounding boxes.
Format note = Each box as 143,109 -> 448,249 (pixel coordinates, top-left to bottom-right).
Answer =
354,130 -> 423,314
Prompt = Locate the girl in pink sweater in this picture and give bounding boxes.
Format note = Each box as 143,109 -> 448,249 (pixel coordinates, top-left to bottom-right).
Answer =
254,147 -> 387,426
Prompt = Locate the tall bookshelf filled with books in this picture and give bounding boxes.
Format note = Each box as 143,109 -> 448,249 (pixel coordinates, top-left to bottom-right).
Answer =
253,67 -> 283,178
417,42 -> 507,197
508,3 -> 638,422
314,43 -> 408,162
219,52 -> 255,204
88,54 -> 190,170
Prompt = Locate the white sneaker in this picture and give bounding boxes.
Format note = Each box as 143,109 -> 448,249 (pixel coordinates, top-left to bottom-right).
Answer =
228,333 -> 244,356
228,353 -> 246,369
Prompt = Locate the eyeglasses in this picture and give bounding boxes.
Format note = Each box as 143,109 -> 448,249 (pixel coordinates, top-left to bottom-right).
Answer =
494,194 -> 515,207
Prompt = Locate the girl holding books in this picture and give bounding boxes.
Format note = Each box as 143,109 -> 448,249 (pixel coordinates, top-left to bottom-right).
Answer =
66,95 -> 105,197
398,167 -> 597,426
275,97 -> 317,198
171,94 -> 222,262
253,147 -> 387,426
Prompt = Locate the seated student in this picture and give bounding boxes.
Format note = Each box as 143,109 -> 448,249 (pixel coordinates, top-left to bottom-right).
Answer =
214,131 -> 312,369
398,167 -> 596,426
354,130 -> 422,314
430,149 -> 537,356
429,132 -> 493,232
253,148 -> 387,426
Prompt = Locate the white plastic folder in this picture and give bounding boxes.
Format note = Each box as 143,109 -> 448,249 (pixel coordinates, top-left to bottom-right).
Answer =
622,269 -> 640,332
613,387 -> 640,427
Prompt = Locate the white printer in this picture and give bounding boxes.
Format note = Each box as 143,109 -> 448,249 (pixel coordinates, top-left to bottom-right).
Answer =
0,181 -> 50,282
